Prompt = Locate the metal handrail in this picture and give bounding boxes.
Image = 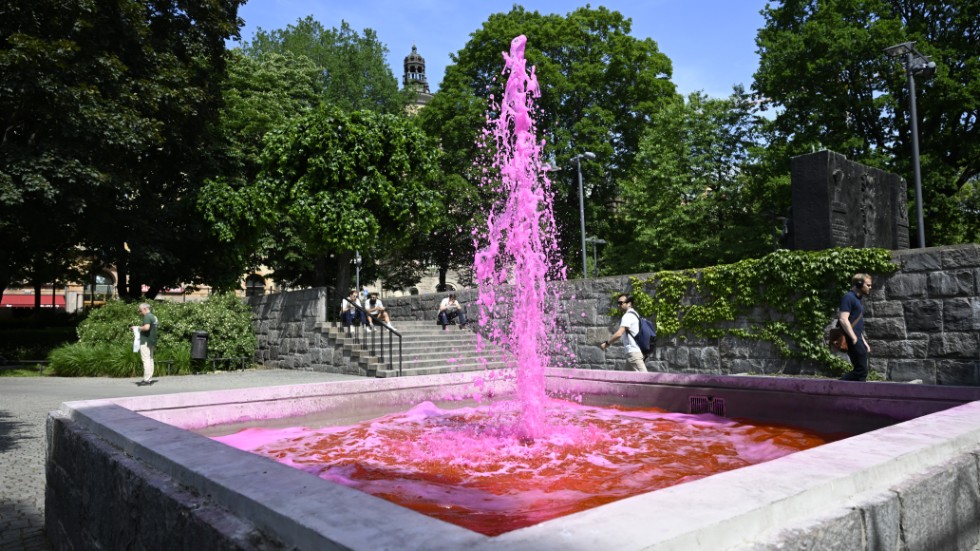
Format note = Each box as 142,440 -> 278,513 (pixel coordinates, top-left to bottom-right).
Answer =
341,300 -> 403,376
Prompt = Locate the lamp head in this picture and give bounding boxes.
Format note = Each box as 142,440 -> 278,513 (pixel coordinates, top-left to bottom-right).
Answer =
909,58 -> 937,78
884,42 -> 914,58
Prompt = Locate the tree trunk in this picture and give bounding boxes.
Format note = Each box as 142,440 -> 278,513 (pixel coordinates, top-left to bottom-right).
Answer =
437,264 -> 448,292
0,261 -> 9,305
115,252 -> 129,300
334,252 -> 353,297
33,280 -> 42,310
313,255 -> 329,288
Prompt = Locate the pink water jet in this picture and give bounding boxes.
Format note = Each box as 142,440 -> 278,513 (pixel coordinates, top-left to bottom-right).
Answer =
473,34 -> 565,440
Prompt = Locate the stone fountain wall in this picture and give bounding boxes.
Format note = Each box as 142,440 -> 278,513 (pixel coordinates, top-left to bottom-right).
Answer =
249,244 -> 980,384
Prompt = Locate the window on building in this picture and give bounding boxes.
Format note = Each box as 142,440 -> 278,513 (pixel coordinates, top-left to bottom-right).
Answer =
245,274 -> 266,297
84,272 -> 115,298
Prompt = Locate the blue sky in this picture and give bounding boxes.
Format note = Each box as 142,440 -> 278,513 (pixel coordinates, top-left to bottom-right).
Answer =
233,1 -> 770,98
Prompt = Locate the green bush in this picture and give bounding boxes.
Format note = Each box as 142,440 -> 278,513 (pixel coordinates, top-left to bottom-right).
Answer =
49,293 -> 255,377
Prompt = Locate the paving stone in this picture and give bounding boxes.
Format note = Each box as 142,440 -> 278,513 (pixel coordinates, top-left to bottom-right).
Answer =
0,369 -> 359,551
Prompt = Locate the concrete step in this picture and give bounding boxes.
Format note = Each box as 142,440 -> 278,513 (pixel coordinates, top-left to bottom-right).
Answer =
395,354 -> 510,369
315,319 -> 512,379
371,360 -> 511,378
398,348 -> 503,360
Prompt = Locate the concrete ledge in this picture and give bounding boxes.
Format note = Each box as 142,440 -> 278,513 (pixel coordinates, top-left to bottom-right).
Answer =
48,371 -> 980,550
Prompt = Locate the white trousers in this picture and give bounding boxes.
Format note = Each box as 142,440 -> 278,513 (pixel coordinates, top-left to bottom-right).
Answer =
627,351 -> 648,372
139,343 -> 155,381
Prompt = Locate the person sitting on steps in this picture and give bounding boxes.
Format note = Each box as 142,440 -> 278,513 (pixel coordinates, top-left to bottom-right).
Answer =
366,292 -> 394,330
438,293 -> 467,330
340,289 -> 367,331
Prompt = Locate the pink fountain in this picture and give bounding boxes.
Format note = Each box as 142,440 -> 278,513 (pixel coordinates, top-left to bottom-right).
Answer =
212,36 -> 831,536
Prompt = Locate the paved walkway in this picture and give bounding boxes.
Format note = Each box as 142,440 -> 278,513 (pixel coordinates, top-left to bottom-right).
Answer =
0,369 -> 361,551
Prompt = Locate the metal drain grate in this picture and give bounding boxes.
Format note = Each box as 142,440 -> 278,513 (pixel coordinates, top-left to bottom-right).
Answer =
689,395 -> 726,416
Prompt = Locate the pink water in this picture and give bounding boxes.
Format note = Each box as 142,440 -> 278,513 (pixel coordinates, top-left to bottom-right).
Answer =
472,34 -> 564,440
214,399 -> 836,536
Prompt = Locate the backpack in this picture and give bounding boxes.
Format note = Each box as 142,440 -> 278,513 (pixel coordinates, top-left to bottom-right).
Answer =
627,311 -> 657,357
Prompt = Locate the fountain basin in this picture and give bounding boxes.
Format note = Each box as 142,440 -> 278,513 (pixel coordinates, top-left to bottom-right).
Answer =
47,370 -> 980,550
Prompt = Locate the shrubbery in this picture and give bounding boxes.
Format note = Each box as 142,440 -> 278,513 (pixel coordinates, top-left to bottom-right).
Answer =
627,247 -> 898,375
48,293 -> 256,377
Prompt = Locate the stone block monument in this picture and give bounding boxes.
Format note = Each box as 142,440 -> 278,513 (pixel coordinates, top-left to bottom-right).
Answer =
791,150 -> 909,250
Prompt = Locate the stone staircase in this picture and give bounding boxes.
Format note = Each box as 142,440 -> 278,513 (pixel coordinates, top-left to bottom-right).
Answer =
315,319 -> 513,378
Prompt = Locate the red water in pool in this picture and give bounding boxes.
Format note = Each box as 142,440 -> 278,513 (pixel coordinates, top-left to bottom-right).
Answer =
214,399 -> 834,536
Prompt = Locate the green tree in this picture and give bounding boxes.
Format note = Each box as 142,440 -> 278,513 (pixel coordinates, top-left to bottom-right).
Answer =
242,16 -> 410,114
235,106 -> 443,292
0,0 -> 245,300
200,49 -> 322,276
420,6 -> 677,275
204,18 -> 425,291
614,89 -> 770,272
754,0 -> 980,245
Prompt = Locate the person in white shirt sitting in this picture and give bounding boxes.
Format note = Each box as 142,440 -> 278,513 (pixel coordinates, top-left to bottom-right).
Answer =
365,292 -> 393,330
340,289 -> 367,330
437,293 -> 467,330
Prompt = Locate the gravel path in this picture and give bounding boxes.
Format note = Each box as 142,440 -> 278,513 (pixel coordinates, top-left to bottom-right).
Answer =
0,369 -> 360,550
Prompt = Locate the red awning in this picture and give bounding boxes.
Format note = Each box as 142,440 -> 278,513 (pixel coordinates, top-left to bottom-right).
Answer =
1,295 -> 66,308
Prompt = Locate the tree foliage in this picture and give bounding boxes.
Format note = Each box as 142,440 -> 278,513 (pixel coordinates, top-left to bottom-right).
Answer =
203,17 -> 428,291
219,105 -> 443,292
242,16 -> 410,114
200,49 -> 322,275
0,0 -> 245,300
754,0 -> 980,245
420,6 -> 677,274
614,88 -> 773,272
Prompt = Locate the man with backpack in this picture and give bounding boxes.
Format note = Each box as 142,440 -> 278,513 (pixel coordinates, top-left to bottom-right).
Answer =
599,294 -> 648,372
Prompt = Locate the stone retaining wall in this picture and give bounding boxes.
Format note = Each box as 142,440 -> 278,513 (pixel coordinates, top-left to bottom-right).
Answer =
247,287 -> 358,374
249,244 -> 980,384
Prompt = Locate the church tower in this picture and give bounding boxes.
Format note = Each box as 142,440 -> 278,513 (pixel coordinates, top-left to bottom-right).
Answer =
403,44 -> 433,111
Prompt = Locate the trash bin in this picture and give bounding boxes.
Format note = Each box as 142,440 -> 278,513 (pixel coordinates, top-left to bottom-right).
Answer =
191,331 -> 209,360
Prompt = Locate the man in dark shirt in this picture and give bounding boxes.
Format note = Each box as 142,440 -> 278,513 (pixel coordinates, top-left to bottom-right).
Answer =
839,273 -> 872,381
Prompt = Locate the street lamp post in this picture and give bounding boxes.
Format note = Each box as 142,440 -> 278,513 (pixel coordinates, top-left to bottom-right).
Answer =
570,152 -> 596,278
353,250 -> 362,292
585,236 -> 607,277
885,41 -> 936,249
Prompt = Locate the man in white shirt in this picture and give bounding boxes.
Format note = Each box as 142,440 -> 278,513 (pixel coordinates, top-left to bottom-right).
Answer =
437,293 -> 467,330
340,289 -> 367,330
365,292 -> 393,330
598,294 -> 647,372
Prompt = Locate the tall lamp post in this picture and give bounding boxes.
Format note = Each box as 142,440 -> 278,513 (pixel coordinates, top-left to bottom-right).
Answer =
885,41 -> 936,249
570,152 -> 596,278
353,250 -> 362,293
585,236 -> 607,277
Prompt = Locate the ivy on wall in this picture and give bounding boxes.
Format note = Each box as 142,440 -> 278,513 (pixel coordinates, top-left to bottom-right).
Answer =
627,248 -> 897,374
